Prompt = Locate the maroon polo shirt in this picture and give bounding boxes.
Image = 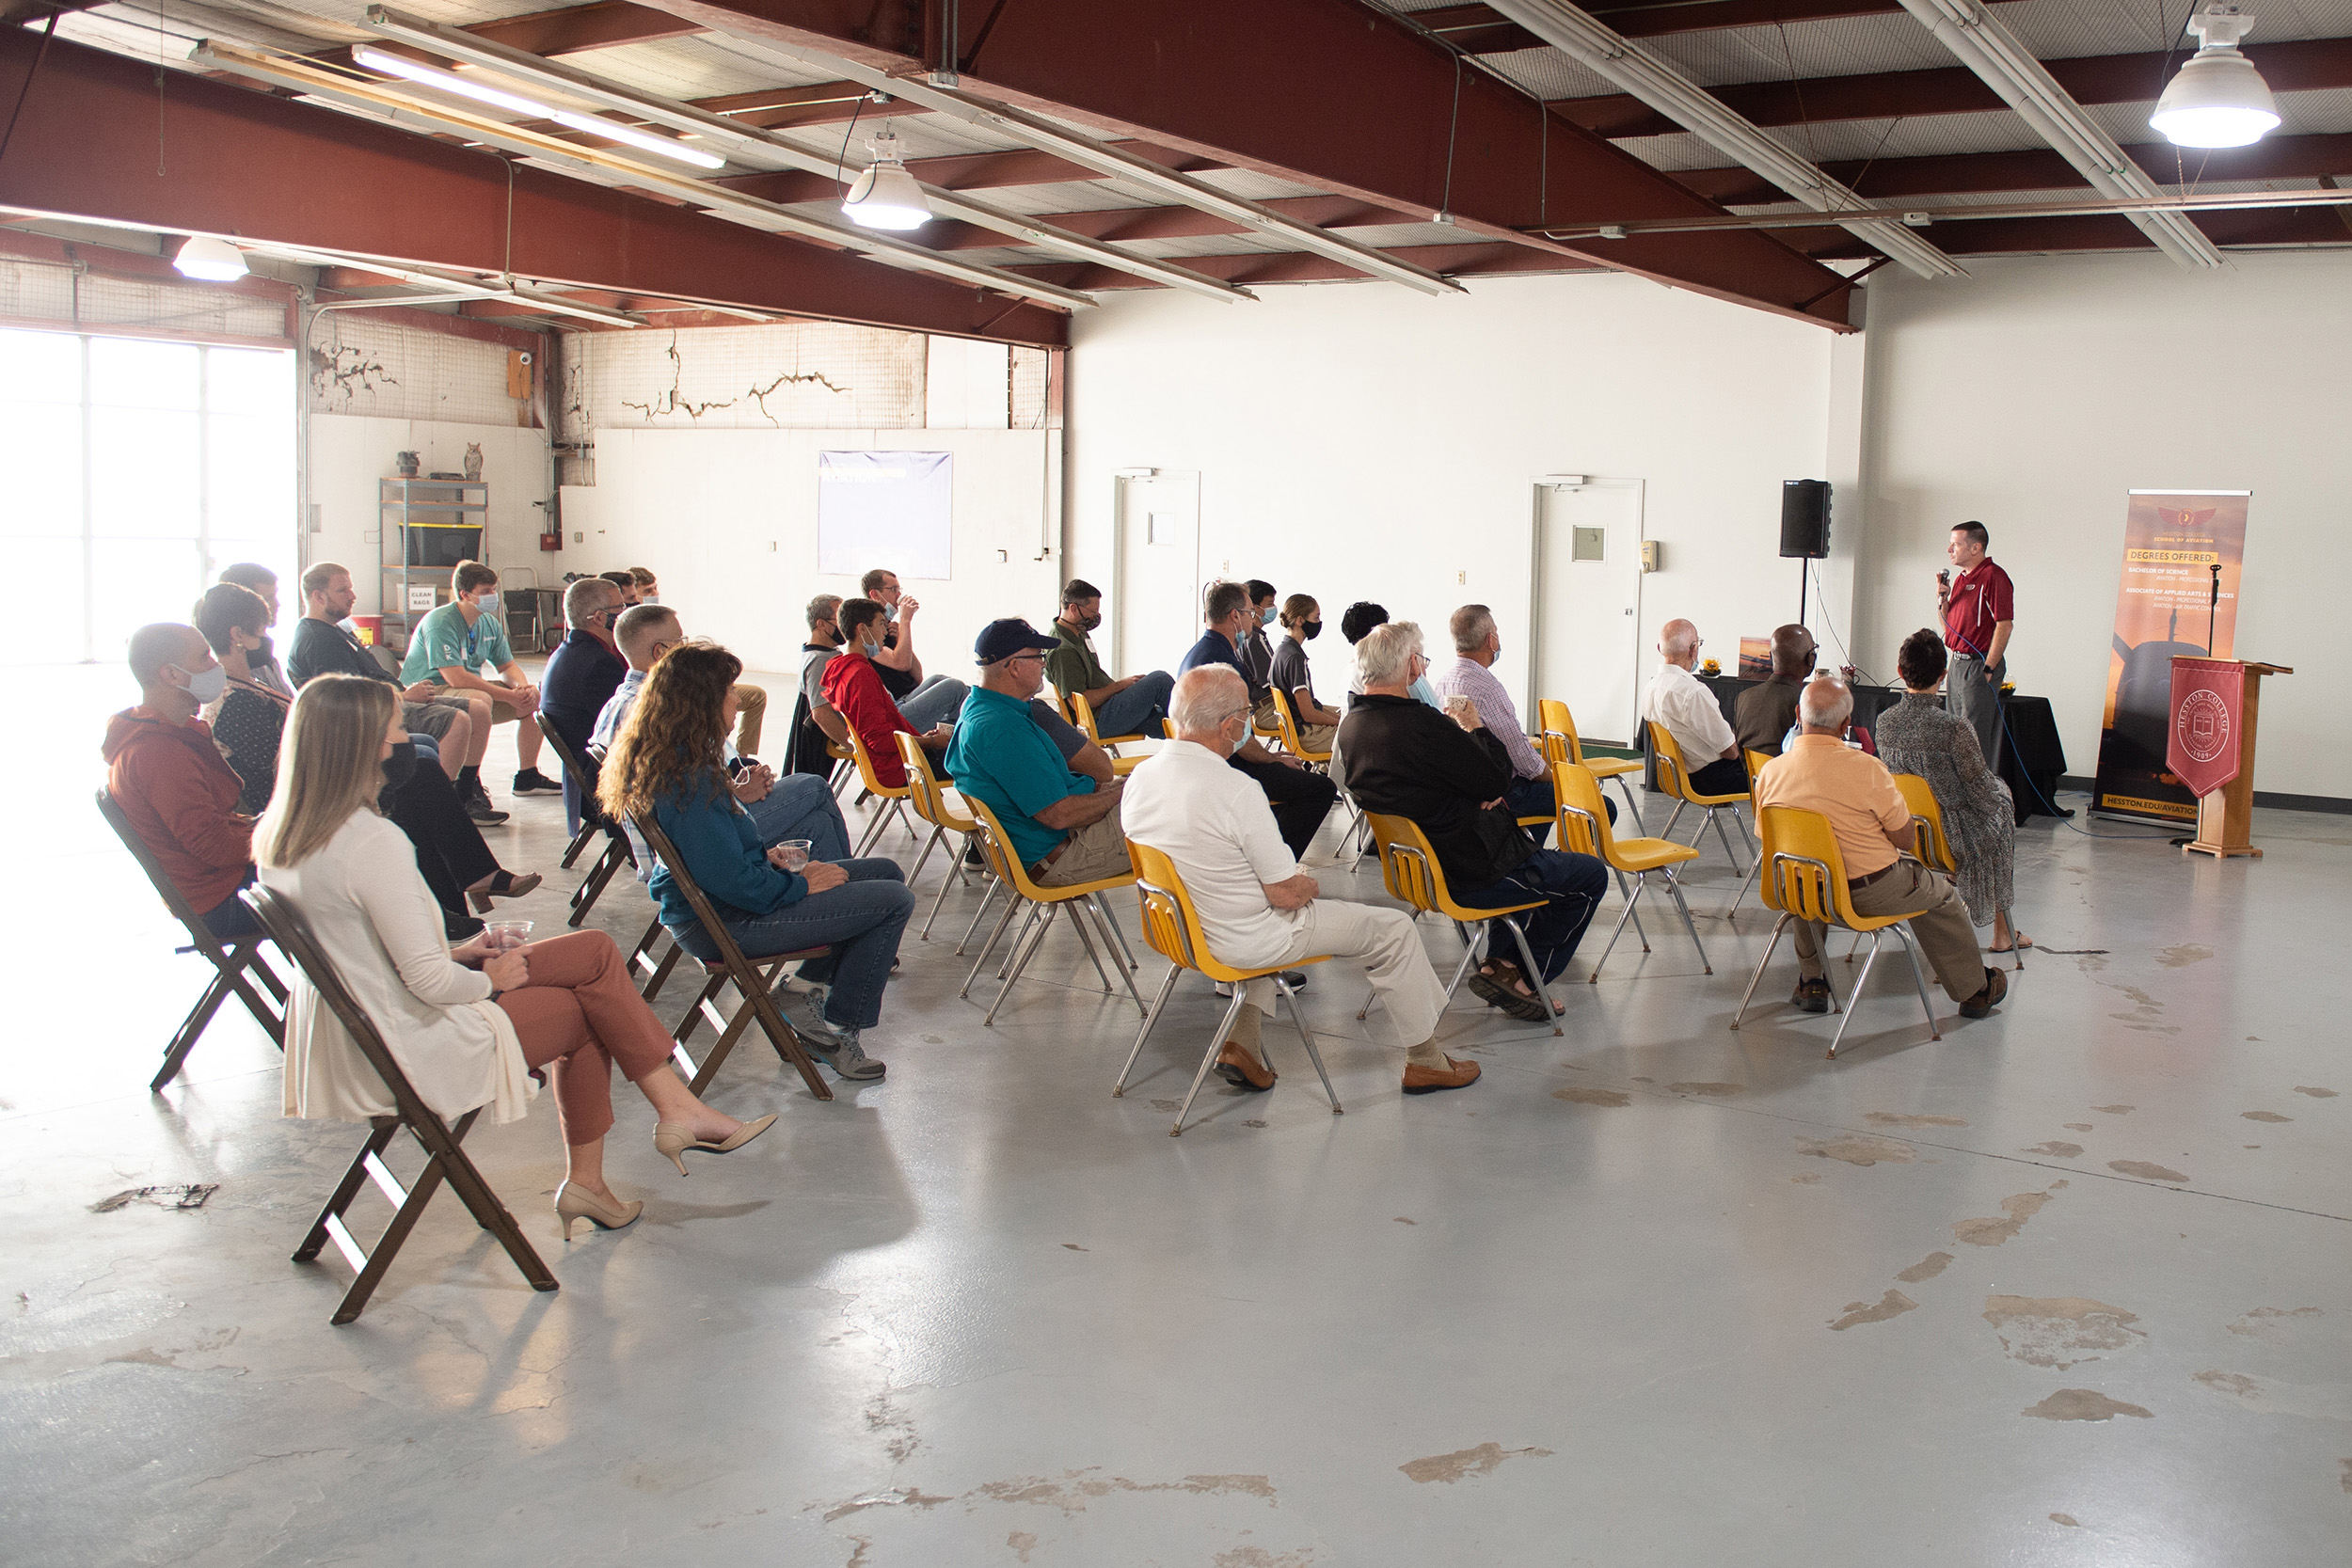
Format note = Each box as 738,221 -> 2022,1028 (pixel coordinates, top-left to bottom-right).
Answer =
1943,559 -> 2013,660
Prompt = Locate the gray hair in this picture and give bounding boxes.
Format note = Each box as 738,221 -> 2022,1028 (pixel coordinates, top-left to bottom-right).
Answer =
1799,675 -> 1854,731
1660,620 -> 1698,661
1170,665 -> 1248,734
1449,603 -> 1495,654
1357,620 -> 1423,688
564,575 -> 621,625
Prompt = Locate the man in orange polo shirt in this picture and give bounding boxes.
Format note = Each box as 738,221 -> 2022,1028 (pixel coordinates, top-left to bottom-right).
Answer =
1753,676 -> 2006,1020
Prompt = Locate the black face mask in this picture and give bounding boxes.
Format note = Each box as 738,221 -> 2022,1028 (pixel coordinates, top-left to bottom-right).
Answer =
820,625 -> 845,647
251,634 -> 275,666
1302,620 -> 1323,641
1078,612 -> 1103,633
381,740 -> 419,791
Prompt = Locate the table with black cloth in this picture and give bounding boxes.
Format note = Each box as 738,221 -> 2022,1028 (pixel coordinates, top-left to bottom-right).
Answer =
1679,674 -> 2067,824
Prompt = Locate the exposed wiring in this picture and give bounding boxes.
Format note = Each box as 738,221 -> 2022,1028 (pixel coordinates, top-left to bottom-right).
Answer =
833,91 -> 868,192
1805,559 -> 1878,687
0,6 -> 59,168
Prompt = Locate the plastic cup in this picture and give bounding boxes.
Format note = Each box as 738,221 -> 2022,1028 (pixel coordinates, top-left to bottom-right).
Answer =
485,920 -> 533,950
775,840 -> 812,873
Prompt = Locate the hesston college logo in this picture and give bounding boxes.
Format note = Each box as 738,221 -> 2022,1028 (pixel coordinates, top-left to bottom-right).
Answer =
2176,688 -> 2231,766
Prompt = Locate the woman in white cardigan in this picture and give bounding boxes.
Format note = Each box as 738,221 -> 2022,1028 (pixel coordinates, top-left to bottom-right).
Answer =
257,675 -> 774,1239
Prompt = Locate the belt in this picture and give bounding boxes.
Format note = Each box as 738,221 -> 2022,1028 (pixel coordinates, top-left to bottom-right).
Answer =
1029,840 -> 1068,878
1851,863 -> 1899,890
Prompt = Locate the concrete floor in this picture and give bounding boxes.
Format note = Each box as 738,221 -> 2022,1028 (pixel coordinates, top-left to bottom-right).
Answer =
11,662 -> 2349,1566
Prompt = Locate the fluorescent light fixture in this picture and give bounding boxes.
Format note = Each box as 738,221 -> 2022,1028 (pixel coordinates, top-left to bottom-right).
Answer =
2152,5 -> 2280,149
840,132 -> 930,230
351,43 -> 723,167
172,235 -> 247,281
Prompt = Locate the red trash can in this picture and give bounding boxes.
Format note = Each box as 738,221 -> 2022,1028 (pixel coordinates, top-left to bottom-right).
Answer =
352,614 -> 384,646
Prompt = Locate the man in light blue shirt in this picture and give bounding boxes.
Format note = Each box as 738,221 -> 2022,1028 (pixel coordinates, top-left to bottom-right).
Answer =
398,561 -> 558,803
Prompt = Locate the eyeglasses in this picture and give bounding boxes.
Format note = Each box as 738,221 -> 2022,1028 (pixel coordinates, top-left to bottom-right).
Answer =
1002,652 -> 1046,666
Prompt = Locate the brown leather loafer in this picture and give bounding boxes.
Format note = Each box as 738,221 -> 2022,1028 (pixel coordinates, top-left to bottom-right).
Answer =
1791,976 -> 1831,1014
1403,1056 -> 1481,1094
1215,1042 -> 1276,1091
1959,965 -> 2009,1020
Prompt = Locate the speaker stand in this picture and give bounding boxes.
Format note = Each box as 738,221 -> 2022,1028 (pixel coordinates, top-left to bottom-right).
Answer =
1797,558 -> 1808,629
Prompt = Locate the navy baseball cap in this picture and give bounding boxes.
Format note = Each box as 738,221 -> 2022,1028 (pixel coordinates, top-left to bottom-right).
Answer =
974,617 -> 1060,664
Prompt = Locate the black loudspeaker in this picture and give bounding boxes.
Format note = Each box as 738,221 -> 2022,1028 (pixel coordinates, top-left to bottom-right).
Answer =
1780,480 -> 1831,559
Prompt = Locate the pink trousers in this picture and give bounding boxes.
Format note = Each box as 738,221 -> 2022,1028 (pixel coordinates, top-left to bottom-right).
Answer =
495,929 -> 675,1146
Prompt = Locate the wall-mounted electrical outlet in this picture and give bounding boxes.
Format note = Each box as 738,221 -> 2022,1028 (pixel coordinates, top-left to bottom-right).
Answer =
1457,570 -> 1466,584
572,531 -> 583,544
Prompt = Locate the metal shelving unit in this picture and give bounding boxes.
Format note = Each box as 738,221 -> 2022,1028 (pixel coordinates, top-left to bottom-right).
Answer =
379,478 -> 487,646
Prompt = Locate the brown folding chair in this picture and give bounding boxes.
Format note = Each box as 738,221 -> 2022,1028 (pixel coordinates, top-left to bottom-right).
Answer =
97,787 -> 287,1090
241,884 -> 557,1325
534,715 -> 631,928
629,811 -> 834,1101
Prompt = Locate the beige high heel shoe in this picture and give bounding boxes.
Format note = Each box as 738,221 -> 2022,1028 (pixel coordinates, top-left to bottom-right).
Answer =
555,1180 -> 643,1240
653,1113 -> 778,1176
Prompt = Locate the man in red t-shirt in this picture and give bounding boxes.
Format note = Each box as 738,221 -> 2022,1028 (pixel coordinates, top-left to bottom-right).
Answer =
1937,519 -> 2014,772
819,597 -> 957,790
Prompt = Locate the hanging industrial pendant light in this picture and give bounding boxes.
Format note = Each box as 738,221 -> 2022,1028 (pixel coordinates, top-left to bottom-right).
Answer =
2151,4 -> 2281,149
841,131 -> 931,230
172,235 -> 249,281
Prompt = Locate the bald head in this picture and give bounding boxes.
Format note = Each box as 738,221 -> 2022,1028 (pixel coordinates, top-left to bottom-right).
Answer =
1171,665 -> 1250,749
1659,619 -> 1699,668
1771,623 -> 1818,678
1799,675 -> 1854,733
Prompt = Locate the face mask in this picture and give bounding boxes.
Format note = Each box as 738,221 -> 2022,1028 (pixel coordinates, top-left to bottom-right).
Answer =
172,662 -> 228,704
819,625 -> 843,647
381,740 -> 418,790
1078,612 -> 1103,633
641,594 -> 659,606
250,634 -> 274,666
1259,605 -> 1277,626
473,592 -> 499,614
860,636 -> 882,657
1303,620 -> 1323,641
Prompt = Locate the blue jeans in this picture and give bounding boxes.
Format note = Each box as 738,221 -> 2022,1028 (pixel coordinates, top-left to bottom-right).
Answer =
200,870 -> 262,942
676,858 -> 913,1031
1504,774 -> 1555,847
1091,670 -> 1174,738
745,772 -> 850,861
1457,849 -> 1609,983
898,676 -> 969,731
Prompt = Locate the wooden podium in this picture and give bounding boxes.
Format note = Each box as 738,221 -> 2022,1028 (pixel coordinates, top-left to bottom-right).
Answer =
2184,661 -> 2292,859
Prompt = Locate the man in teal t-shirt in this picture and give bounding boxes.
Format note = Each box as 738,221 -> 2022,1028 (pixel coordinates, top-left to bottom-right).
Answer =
945,619 -> 1132,888
397,561 -> 559,804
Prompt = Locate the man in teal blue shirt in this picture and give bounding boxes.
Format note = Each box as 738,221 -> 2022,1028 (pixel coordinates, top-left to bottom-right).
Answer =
398,561 -> 560,804
945,620 -> 1132,888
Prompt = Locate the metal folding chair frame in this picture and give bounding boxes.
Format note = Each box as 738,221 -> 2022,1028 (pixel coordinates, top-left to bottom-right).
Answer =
1559,801 -> 1709,981
952,800 -> 1147,1026
1729,848 -> 1942,1058
1361,828 -> 1560,1037
1650,724 -> 1756,884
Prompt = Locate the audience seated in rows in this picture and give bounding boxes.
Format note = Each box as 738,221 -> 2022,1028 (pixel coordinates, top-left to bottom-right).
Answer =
1337,621 -> 1610,1023
791,594 -> 849,777
397,561 -> 560,806
541,576 -> 629,833
215,562 -> 294,700
1338,601 -> 1441,709
1751,675 -> 2007,1018
1175,582 -> 1340,858
596,567 -> 765,753
599,643 -> 907,1082
1046,578 -> 1173,739
1124,667 -> 1479,1096
821,597 -> 968,787
861,567 -> 958,714
1266,594 -> 1339,753
1428,603 -> 1555,840
1643,618 -> 1748,796
259,674 -> 771,1241
1736,624 -> 1817,759
1876,630 -> 2028,956
287,562 -> 489,802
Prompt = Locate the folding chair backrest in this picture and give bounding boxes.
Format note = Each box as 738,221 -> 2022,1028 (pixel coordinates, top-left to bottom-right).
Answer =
1126,840 -> 1213,977
1538,698 -> 1585,766
1756,805 -> 1855,927
96,786 -> 232,961
895,732 -> 977,832
1645,721 -> 1693,800
534,711 -> 609,824
1891,774 -> 1957,871
847,723 -> 908,799
958,794 -> 1048,898
243,884 -> 425,1122
1549,762 -> 1613,860
1065,689 -> 1104,744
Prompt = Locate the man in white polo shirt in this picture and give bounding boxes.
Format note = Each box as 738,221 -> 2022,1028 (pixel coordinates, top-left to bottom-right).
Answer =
1121,665 -> 1477,1097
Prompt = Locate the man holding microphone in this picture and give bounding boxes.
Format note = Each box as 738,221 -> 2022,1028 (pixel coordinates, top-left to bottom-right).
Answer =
1939,521 -> 2013,772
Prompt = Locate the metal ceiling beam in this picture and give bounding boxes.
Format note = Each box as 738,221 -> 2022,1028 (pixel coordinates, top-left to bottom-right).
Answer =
1893,0 -> 2221,268
1528,183 -> 2352,239
1484,0 -> 1963,277
1799,205 -> 2352,258
1555,36 -> 2352,140
0,32 -> 1070,345
1412,0 -> 2029,49
465,1 -> 702,56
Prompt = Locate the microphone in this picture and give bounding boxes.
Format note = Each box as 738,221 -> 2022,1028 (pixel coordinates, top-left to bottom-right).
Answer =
2209,562 -> 2222,608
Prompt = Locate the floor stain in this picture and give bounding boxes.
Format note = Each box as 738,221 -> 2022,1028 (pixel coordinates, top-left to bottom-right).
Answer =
920,1034 -> 945,1044
2295,1086 -> 2339,1099
1398,1442 -> 1554,1484
1985,1296 -> 2147,1370
2109,1160 -> 2189,1182
2050,1513 -> 2080,1528
1148,1100 -> 1183,1113
2157,942 -> 2214,967
1797,1133 -> 1917,1166
1829,1290 -> 1917,1331
2103,986 -> 2180,1035
1665,1082 -> 1745,1097
1896,1251 -> 1954,1284
2341,1460 -> 2352,1495
1214,1549 -> 1319,1568
2064,1122 -> 2095,1132
1062,1244 -> 1088,1252
2092,1105 -> 2136,1116
1789,1173 -> 1824,1185
2193,1369 -> 2260,1399
2023,1141 -> 2084,1158
1864,1112 -> 1968,1128
1955,1190 -> 2056,1247
1551,1087 -> 1631,1108
1393,1217 -> 1416,1226
1008,1531 -> 1037,1563
1244,1120 -> 1269,1129
971,1470 -> 1277,1516
1629,1076 -> 1655,1084
2242,1111 -> 2292,1123
2228,1307 -> 2321,1340
2022,1389 -> 2154,1422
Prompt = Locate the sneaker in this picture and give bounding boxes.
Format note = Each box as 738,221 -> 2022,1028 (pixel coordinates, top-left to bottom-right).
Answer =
802,1021 -> 886,1080
1791,976 -> 1831,1014
1959,966 -> 2009,1020
512,768 -> 564,796
463,789 -> 510,825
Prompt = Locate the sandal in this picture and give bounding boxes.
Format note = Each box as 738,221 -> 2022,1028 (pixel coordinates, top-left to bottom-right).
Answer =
1485,957 -> 1566,1018
1990,931 -> 2033,954
1470,958 -> 1560,1022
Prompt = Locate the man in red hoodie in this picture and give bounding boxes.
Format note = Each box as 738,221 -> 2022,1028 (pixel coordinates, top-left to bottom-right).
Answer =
103,623 -> 261,940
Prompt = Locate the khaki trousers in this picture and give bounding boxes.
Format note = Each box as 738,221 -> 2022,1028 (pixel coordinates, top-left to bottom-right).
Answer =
1789,859 -> 1987,1003
732,682 -> 768,756
1237,901 -> 1446,1060
1035,805 -> 1135,887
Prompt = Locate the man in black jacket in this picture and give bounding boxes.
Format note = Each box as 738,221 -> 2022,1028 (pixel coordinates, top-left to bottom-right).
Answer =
1338,620 -> 1609,1022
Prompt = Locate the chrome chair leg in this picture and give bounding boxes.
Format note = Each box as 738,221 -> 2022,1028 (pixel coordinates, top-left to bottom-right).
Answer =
1664,874 -> 1711,974
1728,835 -> 1762,919
994,903 -> 1043,980
1113,964 -> 1184,1096
953,877 -> 1003,956
1088,892 -> 1140,973
1660,799 -> 1687,844
1896,925 -> 1942,1041
1827,929 -> 1886,1058
985,905 -> 1059,1025
905,822 -> 946,887
1708,807 -> 1748,874
1066,897 -> 1116,993
1274,978 -> 1342,1115
1171,987 -> 1256,1136
1077,898 -> 1151,1017
918,849 -> 962,940
1730,914 -> 1793,1030
1615,867 -> 1650,953
1611,774 -> 1645,829
958,896 -> 1025,998
1587,875 -> 1647,982
1496,914 -> 1562,1036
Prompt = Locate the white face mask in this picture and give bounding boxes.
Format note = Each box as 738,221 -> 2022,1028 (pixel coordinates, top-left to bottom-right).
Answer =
1259,605 -> 1277,626
473,591 -> 499,614
641,594 -> 659,606
171,661 -> 228,704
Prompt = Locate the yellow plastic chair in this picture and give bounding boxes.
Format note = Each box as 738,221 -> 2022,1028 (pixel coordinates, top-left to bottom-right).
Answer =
1362,813 -> 1562,1036
1112,841 -> 1340,1135
844,725 -> 917,856
1724,748 -> 1777,917
1894,773 -> 2021,971
1266,686 -> 1333,767
1066,689 -> 1149,756
825,738 -> 857,799
957,795 -> 1148,1025
1553,762 -> 1708,980
1538,698 -> 1644,825
895,732 -> 991,939
1731,805 -> 1942,1058
1646,720 -> 1755,876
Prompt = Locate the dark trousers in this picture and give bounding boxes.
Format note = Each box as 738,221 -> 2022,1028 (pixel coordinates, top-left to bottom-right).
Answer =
1457,849 -> 1610,983
383,767 -> 499,921
1230,753 -> 1341,859
199,867 -> 262,941
1504,774 -> 1555,847
1687,756 -> 1750,798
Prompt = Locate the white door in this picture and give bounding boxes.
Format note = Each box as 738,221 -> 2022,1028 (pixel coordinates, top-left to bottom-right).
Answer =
1531,479 -> 1644,748
1114,471 -> 1200,679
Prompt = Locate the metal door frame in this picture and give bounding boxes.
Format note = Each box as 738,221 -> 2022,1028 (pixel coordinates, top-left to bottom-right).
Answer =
1110,467 -> 1200,678
1525,474 -> 1646,750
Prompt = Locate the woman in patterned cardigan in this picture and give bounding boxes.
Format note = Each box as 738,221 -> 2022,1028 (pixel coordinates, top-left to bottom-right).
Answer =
1876,628 -> 2028,955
